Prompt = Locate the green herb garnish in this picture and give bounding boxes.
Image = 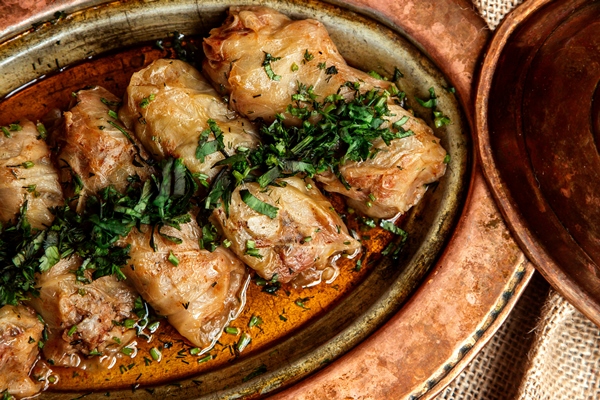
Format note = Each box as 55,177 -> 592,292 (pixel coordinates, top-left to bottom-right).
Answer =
195,119 -> 225,162
139,93 -> 156,109
248,315 -> 263,328
167,251 -> 179,266
149,347 -> 161,361
236,332 -> 252,353
262,52 -> 282,81
303,49 -> 314,62
245,240 -> 263,259
224,326 -> 239,335
239,190 -> 278,219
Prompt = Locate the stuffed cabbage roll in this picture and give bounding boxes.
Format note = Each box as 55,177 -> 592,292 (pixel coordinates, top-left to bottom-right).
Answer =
202,6 -> 388,124
203,6 -> 448,219
0,120 -> 63,230
0,304 -> 45,398
27,256 -> 138,368
121,216 -> 247,350
0,112 -> 137,369
56,85 -> 248,351
52,86 -> 152,212
119,59 -> 260,181
316,105 -> 448,218
211,177 -> 360,284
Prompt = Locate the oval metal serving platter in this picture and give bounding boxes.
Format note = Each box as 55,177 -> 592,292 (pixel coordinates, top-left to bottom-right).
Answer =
0,0 -> 534,398
477,0 -> 600,327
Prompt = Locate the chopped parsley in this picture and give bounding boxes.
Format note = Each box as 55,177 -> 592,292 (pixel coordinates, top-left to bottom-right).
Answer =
245,240 -> 263,259
294,297 -> 311,309
434,110 -> 451,128
239,190 -> 278,219
303,49 -> 314,62
195,119 -> 225,162
121,347 -> 134,356
139,93 -> 156,109
236,332 -> 252,353
248,315 -> 263,328
107,109 -> 119,120
224,326 -> 239,335
167,251 -> 179,266
89,348 -> 102,356
380,220 -> 408,238
192,82 -> 412,223
416,87 -> 451,128
262,52 -> 282,81
100,97 -> 121,107
325,65 -> 338,75
368,70 -> 385,80
149,347 -> 162,361
67,325 -> 78,337
198,354 -> 213,363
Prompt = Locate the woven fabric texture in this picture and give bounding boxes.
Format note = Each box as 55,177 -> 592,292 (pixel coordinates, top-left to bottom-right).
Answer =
472,0 -> 524,29
516,292 -> 600,400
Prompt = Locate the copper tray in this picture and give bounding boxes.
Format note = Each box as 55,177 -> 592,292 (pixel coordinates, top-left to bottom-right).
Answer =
476,0 -> 600,328
0,0 -> 533,398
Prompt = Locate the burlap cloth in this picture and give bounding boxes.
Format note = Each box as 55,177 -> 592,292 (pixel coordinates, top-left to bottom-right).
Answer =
434,1 -> 600,399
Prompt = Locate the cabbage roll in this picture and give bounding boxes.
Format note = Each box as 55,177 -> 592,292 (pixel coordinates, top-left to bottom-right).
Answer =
119,59 -> 260,181
316,105 -> 448,218
0,112 -> 137,369
121,216 -> 247,350
57,85 -> 248,351
52,86 -> 152,212
202,6 -> 387,124
27,256 -> 138,368
0,120 -> 63,230
203,6 -> 448,219
211,177 -> 360,284
0,304 -> 45,398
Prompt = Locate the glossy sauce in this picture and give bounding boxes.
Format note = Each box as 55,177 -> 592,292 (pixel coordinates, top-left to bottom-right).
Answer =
0,42 -> 400,392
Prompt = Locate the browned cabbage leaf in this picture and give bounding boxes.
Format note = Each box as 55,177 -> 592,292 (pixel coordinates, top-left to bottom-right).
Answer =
211,177 -> 360,285
119,58 -> 260,180
0,305 -> 45,397
51,86 -> 153,212
316,104 -> 448,218
27,256 -> 138,368
0,120 -> 63,230
121,217 -> 247,350
203,6 -> 387,124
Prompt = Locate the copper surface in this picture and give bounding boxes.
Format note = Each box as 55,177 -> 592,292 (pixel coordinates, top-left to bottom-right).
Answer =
0,0 -> 535,399
274,172 -> 530,400
476,0 -> 600,328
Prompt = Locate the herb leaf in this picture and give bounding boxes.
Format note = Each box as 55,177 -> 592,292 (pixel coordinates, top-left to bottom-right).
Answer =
262,52 -> 282,81
239,190 -> 278,219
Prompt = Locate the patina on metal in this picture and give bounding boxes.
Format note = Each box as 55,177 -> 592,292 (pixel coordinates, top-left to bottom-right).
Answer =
476,0 -> 600,328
